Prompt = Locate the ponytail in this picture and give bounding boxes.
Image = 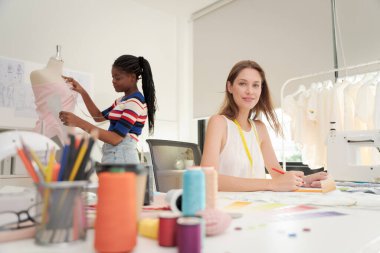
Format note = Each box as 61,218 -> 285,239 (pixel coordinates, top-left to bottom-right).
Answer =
138,57 -> 157,134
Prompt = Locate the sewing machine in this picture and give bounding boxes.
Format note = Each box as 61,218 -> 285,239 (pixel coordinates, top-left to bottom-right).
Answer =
327,129 -> 380,182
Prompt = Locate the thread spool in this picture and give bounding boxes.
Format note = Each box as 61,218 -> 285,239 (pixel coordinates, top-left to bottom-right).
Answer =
158,212 -> 180,247
96,163 -> 147,218
201,167 -> 217,209
182,167 -> 205,216
165,189 -> 183,213
138,218 -> 159,239
94,172 -> 137,253
177,217 -> 201,253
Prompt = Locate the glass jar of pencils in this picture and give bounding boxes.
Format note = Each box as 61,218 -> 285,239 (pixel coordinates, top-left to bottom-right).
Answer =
34,180 -> 88,245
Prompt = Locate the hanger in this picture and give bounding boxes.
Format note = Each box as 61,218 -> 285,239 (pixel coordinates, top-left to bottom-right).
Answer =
361,72 -> 376,83
374,71 -> 380,83
290,84 -> 306,97
323,80 -> 333,89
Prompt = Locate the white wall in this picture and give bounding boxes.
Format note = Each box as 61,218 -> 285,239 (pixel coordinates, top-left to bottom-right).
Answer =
335,0 -> 380,70
0,0 -> 181,144
193,0 -> 334,118
193,0 -> 380,119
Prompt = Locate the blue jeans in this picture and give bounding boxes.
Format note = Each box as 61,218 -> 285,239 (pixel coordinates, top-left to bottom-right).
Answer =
101,135 -> 140,164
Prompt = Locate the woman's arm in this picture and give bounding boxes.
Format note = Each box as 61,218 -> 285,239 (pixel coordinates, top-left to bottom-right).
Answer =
254,120 -> 283,179
60,111 -> 123,145
80,91 -> 106,122
63,76 -> 106,122
200,115 -> 225,170
254,120 -> 327,188
218,170 -> 304,192
218,174 -> 272,191
303,171 -> 328,187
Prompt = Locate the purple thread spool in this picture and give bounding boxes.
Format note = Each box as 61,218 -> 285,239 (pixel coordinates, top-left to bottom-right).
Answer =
177,217 -> 201,253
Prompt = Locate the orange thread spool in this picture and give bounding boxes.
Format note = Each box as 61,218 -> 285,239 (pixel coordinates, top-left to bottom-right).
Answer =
94,172 -> 137,253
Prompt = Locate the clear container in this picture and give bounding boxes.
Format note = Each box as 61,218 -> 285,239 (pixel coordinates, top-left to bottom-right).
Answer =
34,180 -> 88,245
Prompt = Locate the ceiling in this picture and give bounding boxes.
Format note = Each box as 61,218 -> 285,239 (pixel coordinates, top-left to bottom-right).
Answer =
134,0 -> 221,16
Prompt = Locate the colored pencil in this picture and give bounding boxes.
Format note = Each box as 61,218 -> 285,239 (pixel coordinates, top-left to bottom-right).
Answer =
16,144 -> 39,183
58,142 -> 70,181
62,134 -> 76,181
20,138 -> 45,183
28,148 -> 45,178
271,167 -> 285,174
45,147 -> 56,182
75,129 -> 98,180
69,137 -> 89,181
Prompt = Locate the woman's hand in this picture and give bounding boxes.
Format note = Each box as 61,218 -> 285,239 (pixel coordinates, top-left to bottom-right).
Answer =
303,171 -> 328,188
62,75 -> 86,95
271,171 -> 305,192
59,111 -> 82,127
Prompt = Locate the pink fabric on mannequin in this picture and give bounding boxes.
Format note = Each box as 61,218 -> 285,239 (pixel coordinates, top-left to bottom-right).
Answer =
32,82 -> 77,144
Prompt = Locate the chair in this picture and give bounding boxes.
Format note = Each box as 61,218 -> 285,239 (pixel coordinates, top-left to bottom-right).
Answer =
146,139 -> 202,192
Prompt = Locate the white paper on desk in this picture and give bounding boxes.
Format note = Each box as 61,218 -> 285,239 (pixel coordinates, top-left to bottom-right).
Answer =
349,192 -> 380,208
224,191 -> 357,207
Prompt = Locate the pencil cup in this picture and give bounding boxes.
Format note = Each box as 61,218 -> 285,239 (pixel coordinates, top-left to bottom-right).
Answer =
34,181 -> 88,245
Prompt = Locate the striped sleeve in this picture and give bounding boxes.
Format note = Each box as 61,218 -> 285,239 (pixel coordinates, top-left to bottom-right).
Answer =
112,97 -> 147,137
101,100 -> 117,119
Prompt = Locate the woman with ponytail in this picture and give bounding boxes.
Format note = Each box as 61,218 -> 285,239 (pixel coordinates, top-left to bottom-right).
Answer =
59,54 -> 156,163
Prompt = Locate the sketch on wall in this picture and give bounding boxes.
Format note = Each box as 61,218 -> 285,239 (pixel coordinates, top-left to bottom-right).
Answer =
0,56 -> 93,129
64,69 -> 93,106
0,57 -> 37,118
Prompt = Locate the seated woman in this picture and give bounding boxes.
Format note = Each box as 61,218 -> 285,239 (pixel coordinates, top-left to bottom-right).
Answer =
201,60 -> 327,192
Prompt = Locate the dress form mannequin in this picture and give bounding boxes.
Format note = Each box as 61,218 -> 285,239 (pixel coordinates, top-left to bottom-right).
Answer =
30,57 -> 65,85
30,46 -> 77,145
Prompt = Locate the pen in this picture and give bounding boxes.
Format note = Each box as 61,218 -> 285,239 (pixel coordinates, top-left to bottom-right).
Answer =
271,167 -> 285,174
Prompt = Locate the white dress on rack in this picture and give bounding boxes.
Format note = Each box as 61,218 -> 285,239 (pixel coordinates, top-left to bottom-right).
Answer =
355,80 -> 376,130
344,81 -> 365,131
332,80 -> 349,130
306,84 -> 326,168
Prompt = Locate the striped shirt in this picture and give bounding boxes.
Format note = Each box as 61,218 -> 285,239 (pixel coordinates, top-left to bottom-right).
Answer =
102,91 -> 147,141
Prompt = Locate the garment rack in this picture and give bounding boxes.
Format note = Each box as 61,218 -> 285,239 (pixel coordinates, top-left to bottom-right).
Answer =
280,59 -> 380,171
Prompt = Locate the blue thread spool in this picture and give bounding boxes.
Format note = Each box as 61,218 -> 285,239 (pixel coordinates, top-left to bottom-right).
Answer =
182,167 -> 205,216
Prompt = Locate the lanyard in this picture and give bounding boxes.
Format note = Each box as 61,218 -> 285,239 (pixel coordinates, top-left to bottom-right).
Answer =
233,119 -> 261,177
233,119 -> 254,175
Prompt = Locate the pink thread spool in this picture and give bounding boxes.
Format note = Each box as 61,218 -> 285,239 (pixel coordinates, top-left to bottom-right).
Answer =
202,167 -> 217,209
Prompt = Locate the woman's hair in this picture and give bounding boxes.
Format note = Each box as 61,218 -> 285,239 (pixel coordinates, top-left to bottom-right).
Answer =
218,60 -> 282,135
113,55 -> 157,134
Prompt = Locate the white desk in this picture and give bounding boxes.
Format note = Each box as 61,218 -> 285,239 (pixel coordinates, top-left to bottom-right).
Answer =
1,191 -> 380,253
